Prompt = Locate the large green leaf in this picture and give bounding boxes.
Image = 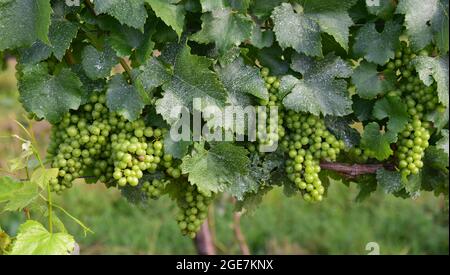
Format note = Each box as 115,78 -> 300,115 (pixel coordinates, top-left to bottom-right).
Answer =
353,20 -> 402,65
360,122 -> 397,161
367,0 -> 396,20
250,22 -> 274,49
228,152 -> 284,200
271,3 -> 322,57
92,0 -> 147,31
437,129 -> 449,156
299,0 -> 357,51
10,220 -> 75,255
137,57 -> 172,93
163,133 -> 192,159
0,0 -> 51,51
396,0 -> 449,52
146,0 -> 185,38
376,169 -> 404,194
249,0 -> 283,19
18,63 -> 83,124
0,177 -> 38,212
106,74 -> 146,121
48,17 -> 79,61
181,142 -> 250,196
412,55 -> 449,107
283,53 -> 353,116
351,61 -> 396,99
191,8 -> 253,54
373,96 -> 409,134
216,56 -> 269,101
81,44 -> 117,80
415,146 -> 449,196
156,44 -> 228,125
324,116 -> 360,148
255,45 -> 289,76
30,167 -> 59,189
18,41 -> 52,65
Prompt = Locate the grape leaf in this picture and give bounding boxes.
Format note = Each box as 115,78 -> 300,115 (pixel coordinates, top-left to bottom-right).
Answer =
181,142 -> 250,196
9,220 -> 75,255
367,0 -> 396,20
353,20 -> 402,65
229,0 -> 251,12
278,75 -> 300,99
106,74 -> 146,121
271,3 -> 322,57
249,0 -> 283,20
250,23 -> 274,49
396,0 -> 449,52
412,55 -> 449,107
0,0 -> 51,51
18,41 -> 52,65
352,95 -> 375,121
255,45 -> 289,76
92,0 -> 147,31
373,96 -> 409,134
228,152 -> 283,200
156,44 -> 227,125
216,57 -> 269,101
191,8 -> 253,54
300,0 -> 357,51
18,63 -> 83,124
48,17 -> 79,61
199,0 -> 226,11
403,172 -> 422,197
70,64 -> 106,104
107,20 -> 151,57
235,185 -> 272,212
415,146 -> 449,196
426,105 -> 449,132
376,169 -> 404,194
163,134 -> 192,160
81,44 -> 117,80
324,116 -> 361,148
137,57 -> 172,93
351,61 -> 396,99
360,122 -> 397,160
146,0 -> 185,38
437,129 -> 449,156
18,16 -> 79,63
283,53 -> 353,117
0,177 -> 38,212
354,174 -> 377,202
30,167 -> 59,189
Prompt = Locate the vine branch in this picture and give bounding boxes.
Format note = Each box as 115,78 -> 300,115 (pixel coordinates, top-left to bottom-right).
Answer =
194,219 -> 216,255
233,211 -> 250,255
320,161 -> 395,178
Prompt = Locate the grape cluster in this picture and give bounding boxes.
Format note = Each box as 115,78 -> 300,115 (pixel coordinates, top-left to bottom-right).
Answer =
386,42 -> 445,120
46,93 -> 175,193
255,68 -> 286,152
176,184 -> 212,239
385,43 -> 438,177
397,119 -> 430,177
141,178 -> 169,199
346,147 -> 374,163
109,119 -> 168,187
282,112 -> 345,202
47,94 -> 114,193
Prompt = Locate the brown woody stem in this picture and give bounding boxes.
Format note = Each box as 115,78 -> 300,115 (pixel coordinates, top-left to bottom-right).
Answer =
320,161 -> 395,178
194,219 -> 216,255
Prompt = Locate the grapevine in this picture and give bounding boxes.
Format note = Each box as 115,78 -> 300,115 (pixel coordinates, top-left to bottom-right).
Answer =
0,0 -> 448,255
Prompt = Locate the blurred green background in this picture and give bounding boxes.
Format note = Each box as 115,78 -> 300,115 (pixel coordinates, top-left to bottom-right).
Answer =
0,59 -> 448,255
